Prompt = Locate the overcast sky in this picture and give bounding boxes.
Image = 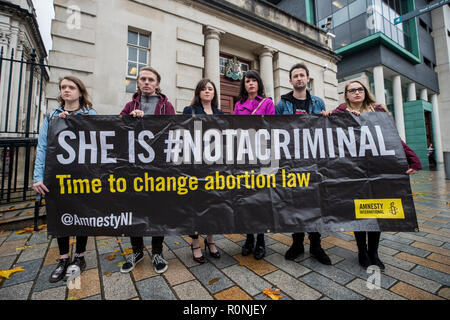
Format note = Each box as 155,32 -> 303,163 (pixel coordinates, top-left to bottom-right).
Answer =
32,0 -> 54,53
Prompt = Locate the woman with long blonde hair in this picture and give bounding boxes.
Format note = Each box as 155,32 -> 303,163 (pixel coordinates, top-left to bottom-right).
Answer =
333,80 -> 422,271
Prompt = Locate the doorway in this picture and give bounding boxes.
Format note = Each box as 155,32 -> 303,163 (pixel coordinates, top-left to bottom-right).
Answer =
424,111 -> 436,167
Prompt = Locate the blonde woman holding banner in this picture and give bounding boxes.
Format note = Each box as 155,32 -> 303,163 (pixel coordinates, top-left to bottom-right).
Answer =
332,80 -> 422,270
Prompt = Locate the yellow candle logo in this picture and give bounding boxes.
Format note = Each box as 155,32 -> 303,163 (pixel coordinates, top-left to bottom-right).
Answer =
355,199 -> 405,219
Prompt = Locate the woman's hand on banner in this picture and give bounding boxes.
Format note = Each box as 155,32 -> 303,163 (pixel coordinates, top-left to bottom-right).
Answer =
130,110 -> 145,118
33,181 -> 49,195
321,110 -> 332,117
406,168 -> 417,175
59,111 -> 69,119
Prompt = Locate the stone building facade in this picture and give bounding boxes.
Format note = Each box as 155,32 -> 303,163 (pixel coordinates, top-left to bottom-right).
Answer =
0,0 -> 48,136
47,0 -> 339,115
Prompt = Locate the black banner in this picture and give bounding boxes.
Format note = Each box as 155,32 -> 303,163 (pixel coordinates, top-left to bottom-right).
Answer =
44,113 -> 418,236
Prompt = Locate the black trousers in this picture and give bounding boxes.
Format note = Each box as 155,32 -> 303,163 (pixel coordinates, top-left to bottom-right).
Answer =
354,231 -> 381,253
292,232 -> 321,244
57,236 -> 88,256
130,236 -> 164,254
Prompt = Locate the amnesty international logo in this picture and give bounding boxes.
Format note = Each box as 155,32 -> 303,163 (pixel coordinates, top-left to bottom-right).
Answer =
354,199 -> 405,219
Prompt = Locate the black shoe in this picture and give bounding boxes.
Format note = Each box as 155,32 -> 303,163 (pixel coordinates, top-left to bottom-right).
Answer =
49,258 -> 70,283
191,244 -> 206,264
369,253 -> 385,271
254,244 -> 266,260
285,243 -> 305,260
242,240 -> 254,256
204,238 -> 220,259
310,245 -> 332,265
152,253 -> 168,274
358,250 -> 371,269
120,251 -> 144,273
65,255 -> 86,281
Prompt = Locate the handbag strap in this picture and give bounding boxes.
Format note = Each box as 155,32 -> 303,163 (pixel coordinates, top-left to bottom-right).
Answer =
251,98 -> 266,115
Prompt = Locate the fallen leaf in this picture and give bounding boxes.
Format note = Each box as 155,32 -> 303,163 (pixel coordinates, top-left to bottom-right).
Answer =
69,239 -> 76,246
98,242 -> 109,245
16,245 -> 35,251
104,272 -> 112,277
174,241 -> 180,245
121,248 -> 133,256
105,254 -> 116,261
112,249 -> 120,253
15,224 -> 47,235
67,297 -> 78,300
26,211 -> 33,215
0,267 -> 25,279
116,239 -> 122,244
263,288 -> 283,300
208,277 -> 220,286
117,261 -> 125,267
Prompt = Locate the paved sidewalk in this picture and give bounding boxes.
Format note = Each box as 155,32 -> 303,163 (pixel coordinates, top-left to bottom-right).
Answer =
0,168 -> 449,300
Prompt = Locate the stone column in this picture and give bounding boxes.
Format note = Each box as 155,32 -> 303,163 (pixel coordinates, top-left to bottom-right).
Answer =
420,88 -> 428,101
407,82 -> 417,101
204,26 -> 224,107
392,75 -> 406,141
373,66 -> 386,106
258,46 -> 275,99
431,94 -> 444,163
0,28 -> 11,127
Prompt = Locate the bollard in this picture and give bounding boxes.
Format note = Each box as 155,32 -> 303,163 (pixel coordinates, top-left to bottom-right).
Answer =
444,152 -> 450,180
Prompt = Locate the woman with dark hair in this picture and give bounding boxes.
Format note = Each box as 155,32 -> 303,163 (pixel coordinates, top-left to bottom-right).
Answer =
332,80 -> 422,270
120,66 -> 175,274
183,79 -> 223,263
33,76 -> 97,283
234,70 -> 275,260
183,79 -> 222,115
234,70 -> 275,115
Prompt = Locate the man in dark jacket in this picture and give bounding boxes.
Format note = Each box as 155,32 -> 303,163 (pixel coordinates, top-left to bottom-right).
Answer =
275,63 -> 331,265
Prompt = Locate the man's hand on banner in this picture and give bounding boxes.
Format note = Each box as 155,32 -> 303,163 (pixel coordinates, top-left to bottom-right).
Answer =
130,110 -> 145,118
33,181 -> 49,195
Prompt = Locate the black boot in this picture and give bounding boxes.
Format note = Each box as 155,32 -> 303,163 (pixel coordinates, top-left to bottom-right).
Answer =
354,232 -> 371,269
49,257 -> 70,283
254,234 -> 266,260
285,232 -> 305,260
368,232 -> 385,271
242,234 -> 255,256
309,232 -> 331,265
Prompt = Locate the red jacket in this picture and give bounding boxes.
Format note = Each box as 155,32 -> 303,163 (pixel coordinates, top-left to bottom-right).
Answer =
333,103 -> 422,171
120,92 -> 175,115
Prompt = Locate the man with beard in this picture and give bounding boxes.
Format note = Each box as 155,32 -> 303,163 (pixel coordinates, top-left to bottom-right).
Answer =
275,63 -> 331,265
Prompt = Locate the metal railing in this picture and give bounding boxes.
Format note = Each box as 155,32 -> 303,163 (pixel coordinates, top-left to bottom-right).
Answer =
0,47 -> 48,205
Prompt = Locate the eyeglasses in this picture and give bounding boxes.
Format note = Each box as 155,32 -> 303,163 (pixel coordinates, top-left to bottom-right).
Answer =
347,88 -> 364,94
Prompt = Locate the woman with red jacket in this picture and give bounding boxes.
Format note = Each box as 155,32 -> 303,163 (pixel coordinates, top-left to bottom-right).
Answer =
119,66 -> 175,274
333,80 -> 422,271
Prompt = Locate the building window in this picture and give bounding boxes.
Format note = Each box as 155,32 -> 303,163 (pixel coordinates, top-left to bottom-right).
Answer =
126,30 -> 150,93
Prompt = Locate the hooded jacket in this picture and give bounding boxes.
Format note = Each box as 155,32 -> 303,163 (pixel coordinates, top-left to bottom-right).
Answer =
120,92 -> 175,115
275,90 -> 325,115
